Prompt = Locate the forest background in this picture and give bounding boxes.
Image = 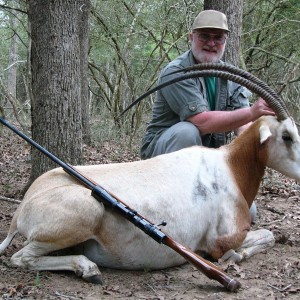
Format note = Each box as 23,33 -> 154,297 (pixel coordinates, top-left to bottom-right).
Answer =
0,0 -> 299,182
0,1 -> 299,298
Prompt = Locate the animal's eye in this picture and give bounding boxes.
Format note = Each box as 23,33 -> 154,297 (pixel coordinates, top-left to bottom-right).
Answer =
282,134 -> 293,142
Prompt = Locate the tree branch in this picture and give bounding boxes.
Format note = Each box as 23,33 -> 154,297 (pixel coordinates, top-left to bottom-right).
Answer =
0,4 -> 27,15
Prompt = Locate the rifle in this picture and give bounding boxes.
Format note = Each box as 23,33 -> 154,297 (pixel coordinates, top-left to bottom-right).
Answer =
0,114 -> 241,292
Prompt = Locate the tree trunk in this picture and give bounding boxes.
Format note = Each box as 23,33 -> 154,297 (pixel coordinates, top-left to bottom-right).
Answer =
28,0 -> 87,182
79,0 -> 91,145
204,0 -> 243,66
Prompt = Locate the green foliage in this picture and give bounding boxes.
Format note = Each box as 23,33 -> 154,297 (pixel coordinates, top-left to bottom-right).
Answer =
89,0 -> 204,134
0,0 -> 29,116
242,0 -> 300,118
35,271 -> 40,288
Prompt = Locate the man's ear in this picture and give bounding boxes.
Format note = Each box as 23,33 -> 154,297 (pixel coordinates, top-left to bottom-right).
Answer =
259,125 -> 272,144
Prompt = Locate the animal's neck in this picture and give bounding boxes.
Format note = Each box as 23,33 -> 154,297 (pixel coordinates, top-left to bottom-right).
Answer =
226,123 -> 268,207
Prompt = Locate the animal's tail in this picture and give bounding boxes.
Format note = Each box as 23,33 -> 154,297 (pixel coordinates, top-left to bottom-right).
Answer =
0,211 -> 19,254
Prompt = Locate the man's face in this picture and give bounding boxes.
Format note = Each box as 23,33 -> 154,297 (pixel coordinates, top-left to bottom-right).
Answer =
189,28 -> 227,63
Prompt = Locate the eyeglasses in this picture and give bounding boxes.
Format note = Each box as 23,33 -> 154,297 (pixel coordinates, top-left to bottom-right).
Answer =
194,32 -> 227,45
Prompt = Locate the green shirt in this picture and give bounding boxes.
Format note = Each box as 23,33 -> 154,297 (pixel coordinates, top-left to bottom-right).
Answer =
204,77 -> 216,110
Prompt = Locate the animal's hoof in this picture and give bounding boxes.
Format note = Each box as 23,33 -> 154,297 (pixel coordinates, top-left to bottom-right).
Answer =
84,274 -> 104,284
221,249 -> 243,262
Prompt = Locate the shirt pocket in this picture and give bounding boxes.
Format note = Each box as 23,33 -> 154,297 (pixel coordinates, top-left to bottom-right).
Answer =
228,85 -> 252,109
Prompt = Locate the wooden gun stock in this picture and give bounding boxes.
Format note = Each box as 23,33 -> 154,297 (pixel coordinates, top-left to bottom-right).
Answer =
0,115 -> 241,291
163,236 -> 241,292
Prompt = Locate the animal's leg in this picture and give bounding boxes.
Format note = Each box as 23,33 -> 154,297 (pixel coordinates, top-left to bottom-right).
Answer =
11,241 -> 103,284
221,229 -> 275,262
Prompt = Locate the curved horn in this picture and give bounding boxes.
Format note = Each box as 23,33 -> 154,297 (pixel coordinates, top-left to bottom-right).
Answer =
164,63 -> 289,116
119,66 -> 289,120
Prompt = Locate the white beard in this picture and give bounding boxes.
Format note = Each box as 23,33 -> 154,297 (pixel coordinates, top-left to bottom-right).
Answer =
192,44 -> 225,63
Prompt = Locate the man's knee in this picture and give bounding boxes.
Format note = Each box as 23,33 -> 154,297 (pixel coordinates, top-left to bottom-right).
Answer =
173,122 -> 201,146
152,122 -> 201,157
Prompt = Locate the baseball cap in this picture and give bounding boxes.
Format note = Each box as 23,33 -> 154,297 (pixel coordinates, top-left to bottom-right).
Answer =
192,10 -> 230,32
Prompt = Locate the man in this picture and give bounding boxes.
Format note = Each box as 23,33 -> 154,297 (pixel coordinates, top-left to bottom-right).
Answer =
141,10 -> 275,222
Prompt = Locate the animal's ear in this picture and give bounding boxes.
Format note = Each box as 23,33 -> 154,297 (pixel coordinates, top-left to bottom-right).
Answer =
259,125 -> 272,144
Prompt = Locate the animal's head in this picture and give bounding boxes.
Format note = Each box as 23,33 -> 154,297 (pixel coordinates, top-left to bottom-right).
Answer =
259,116 -> 300,181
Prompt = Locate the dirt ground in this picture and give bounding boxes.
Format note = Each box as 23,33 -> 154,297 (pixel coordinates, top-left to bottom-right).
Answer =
0,123 -> 299,300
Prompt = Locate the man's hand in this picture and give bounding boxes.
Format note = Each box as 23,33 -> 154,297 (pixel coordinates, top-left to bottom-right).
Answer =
250,98 -> 276,120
